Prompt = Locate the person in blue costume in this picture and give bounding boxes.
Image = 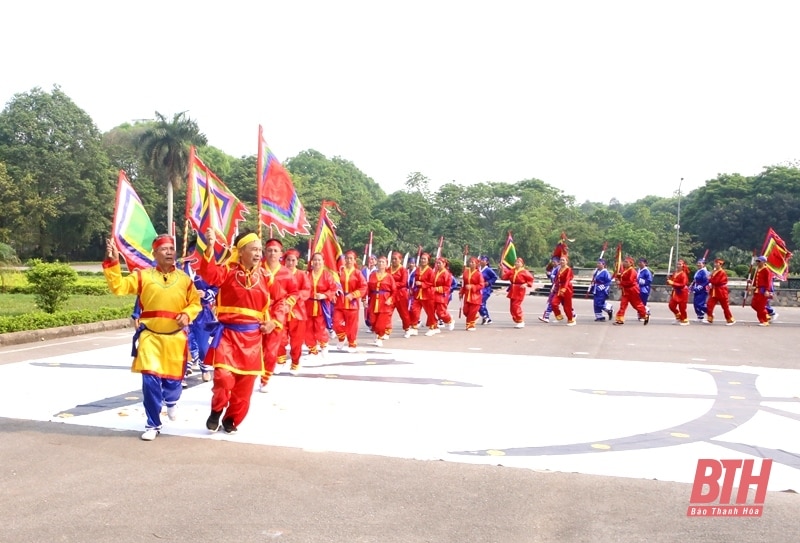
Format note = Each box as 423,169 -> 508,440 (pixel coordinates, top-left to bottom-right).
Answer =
478,255 -> 498,324
588,258 -> 614,321
637,258 -> 653,309
691,258 -> 710,321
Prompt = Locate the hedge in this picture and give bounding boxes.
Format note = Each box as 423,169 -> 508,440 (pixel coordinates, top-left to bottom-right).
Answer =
0,307 -> 131,334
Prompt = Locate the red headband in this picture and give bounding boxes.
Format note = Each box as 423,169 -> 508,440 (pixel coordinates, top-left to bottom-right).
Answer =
265,239 -> 283,249
285,249 -> 300,258
152,235 -> 173,250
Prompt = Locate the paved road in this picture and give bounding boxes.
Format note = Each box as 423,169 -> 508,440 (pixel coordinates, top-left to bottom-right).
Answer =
1,296 -> 798,543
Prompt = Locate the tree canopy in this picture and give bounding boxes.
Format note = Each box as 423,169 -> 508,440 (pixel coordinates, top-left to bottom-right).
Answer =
1,85 -> 798,274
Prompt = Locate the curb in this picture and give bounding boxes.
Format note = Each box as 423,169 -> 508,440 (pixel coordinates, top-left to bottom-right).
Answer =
0,319 -> 132,347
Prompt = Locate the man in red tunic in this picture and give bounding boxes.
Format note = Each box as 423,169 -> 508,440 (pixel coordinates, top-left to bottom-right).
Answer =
613,256 -> 649,325
502,257 -> 534,328
432,257 -> 454,332
460,257 -> 485,331
304,252 -> 340,358
408,252 -> 437,336
259,238 -> 297,392
334,250 -> 367,351
705,258 -> 736,325
367,255 -> 396,347
667,258 -> 690,325
389,251 -> 411,336
550,255 -> 575,326
201,229 -> 286,434
750,255 -> 772,326
282,249 -> 311,373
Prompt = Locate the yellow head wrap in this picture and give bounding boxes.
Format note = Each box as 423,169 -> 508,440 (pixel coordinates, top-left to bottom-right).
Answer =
227,233 -> 260,265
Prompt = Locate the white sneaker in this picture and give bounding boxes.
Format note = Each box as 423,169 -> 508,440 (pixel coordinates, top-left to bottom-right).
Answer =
374,338 -> 383,347
515,322 -> 525,329
448,321 -> 455,331
403,330 -> 412,339
381,334 -> 390,340
566,320 -> 576,327
769,312 -> 779,322
409,328 -> 419,336
336,341 -> 346,351
725,320 -> 736,326
425,329 -> 437,337
537,316 -> 549,324
258,383 -> 269,393
167,406 -> 178,421
141,428 -> 159,441
321,346 -> 329,357
347,346 -> 358,353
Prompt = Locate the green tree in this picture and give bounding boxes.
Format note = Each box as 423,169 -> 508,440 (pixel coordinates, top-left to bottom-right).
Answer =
286,150 -> 386,250
0,86 -> 114,260
137,111 -> 208,232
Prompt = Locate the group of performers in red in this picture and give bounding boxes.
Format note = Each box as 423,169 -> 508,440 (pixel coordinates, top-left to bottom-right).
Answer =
104,230 -> 778,440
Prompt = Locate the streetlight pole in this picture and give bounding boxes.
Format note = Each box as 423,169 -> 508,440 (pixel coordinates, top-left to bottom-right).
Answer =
676,177 -> 683,260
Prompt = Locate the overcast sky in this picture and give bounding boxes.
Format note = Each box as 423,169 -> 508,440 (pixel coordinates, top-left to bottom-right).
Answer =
3,1 -> 799,204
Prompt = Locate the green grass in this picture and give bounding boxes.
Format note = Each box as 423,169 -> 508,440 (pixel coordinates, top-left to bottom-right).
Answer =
0,293 -> 136,317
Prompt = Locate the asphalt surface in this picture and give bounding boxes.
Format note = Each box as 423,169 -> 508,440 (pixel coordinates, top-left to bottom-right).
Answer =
1,295 -> 798,543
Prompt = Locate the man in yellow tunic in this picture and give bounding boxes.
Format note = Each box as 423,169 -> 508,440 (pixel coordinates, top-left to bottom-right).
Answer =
104,235 -> 201,441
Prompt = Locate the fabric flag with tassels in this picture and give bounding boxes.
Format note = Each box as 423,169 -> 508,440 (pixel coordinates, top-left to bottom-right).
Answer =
761,227 -> 793,280
612,243 -> 624,277
500,232 -> 517,272
112,170 -> 157,271
310,201 -> 345,276
256,125 -> 310,237
185,146 -> 247,262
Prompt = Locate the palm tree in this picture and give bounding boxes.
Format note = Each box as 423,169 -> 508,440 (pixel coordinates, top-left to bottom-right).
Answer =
136,111 -> 208,234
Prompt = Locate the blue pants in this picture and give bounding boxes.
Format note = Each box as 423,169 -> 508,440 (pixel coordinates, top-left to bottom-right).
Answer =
639,291 -> 650,306
593,291 -> 611,318
478,291 -> 491,318
693,290 -> 708,319
141,373 -> 183,429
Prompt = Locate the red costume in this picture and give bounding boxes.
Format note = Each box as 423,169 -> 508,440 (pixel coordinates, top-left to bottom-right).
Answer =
502,265 -> 534,324
304,267 -> 339,355
668,261 -> 690,323
550,263 -> 574,324
410,257 -> 437,332
615,262 -> 648,324
334,265 -> 367,348
200,252 -> 286,431
706,260 -> 734,324
260,260 -> 297,389
283,265 -> 311,371
390,258 -> 411,333
750,263 -> 772,324
432,262 -> 454,326
460,263 -> 485,330
367,269 -> 396,339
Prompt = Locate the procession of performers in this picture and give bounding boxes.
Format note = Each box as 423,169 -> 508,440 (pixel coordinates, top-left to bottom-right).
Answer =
104,228 -> 782,440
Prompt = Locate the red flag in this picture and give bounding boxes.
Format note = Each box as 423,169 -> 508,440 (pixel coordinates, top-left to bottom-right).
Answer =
760,227 -> 793,280
310,201 -> 344,276
256,126 -> 310,237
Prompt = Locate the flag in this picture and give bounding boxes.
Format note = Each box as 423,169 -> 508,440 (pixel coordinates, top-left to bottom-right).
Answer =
552,231 -> 571,259
310,201 -> 344,276
186,146 -> 247,261
500,232 -> 517,272
612,243 -> 623,276
761,227 -> 793,280
112,171 -> 157,271
256,126 -> 310,237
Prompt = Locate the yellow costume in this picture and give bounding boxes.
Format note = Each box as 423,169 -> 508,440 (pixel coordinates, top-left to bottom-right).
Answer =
104,263 -> 201,380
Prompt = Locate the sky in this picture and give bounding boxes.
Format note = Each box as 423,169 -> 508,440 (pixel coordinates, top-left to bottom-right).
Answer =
3,1 -> 800,204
